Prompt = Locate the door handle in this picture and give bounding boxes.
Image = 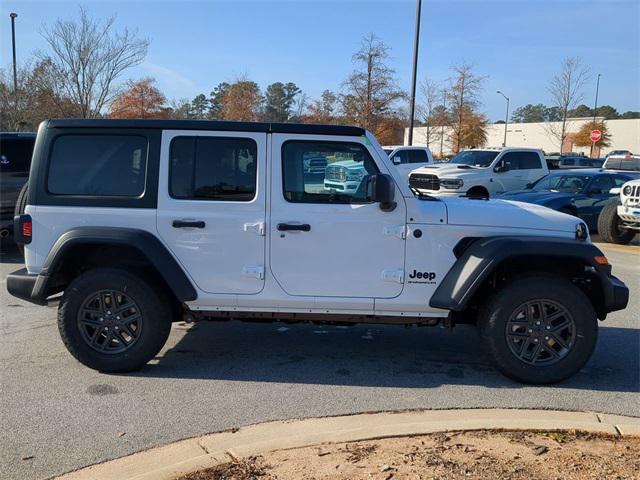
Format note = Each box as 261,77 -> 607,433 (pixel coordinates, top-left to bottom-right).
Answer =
172,220 -> 206,229
277,223 -> 311,232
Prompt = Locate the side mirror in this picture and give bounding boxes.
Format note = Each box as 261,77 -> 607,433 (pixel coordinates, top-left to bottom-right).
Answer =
367,173 -> 396,212
609,187 -> 621,195
494,161 -> 509,173
392,155 -> 401,165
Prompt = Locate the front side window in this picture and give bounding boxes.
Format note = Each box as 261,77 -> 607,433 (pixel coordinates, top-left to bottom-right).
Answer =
408,150 -> 429,164
170,136 -> 257,201
282,141 -> 379,204
48,135 -> 147,196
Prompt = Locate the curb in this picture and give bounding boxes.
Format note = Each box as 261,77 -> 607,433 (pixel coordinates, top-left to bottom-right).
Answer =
55,409 -> 640,480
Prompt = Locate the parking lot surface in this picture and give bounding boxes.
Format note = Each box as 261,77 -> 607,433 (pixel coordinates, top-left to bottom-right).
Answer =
1,242 -> 638,480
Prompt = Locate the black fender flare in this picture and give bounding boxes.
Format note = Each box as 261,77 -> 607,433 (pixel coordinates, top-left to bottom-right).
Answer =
429,236 -> 627,315
35,227 -> 197,302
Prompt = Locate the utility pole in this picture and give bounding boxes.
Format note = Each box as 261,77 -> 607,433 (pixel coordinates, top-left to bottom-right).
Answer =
407,0 -> 422,146
10,13 -> 18,95
439,90 -> 446,158
496,90 -> 509,147
590,73 -> 601,157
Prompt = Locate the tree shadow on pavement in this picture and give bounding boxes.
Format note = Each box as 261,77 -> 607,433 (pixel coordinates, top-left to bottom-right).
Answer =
126,320 -> 639,393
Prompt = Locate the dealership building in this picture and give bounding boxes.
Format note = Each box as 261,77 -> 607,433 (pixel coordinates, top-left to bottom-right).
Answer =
404,118 -> 640,157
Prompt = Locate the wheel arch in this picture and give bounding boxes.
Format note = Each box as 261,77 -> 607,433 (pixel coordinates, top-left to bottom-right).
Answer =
36,227 -> 197,304
430,236 -> 623,320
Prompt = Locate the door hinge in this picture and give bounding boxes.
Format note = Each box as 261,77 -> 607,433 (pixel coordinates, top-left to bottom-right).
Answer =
384,225 -> 406,239
382,269 -> 404,284
242,265 -> 264,280
244,221 -> 265,236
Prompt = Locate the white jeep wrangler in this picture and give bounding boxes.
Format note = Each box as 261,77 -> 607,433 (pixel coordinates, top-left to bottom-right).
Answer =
409,147 -> 549,198
8,119 -> 629,384
597,178 -> 640,244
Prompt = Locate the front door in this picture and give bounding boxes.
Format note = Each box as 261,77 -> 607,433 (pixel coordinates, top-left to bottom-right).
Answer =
157,130 -> 267,294
269,134 -> 407,298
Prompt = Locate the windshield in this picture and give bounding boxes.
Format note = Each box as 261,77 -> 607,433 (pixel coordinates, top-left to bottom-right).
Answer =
532,174 -> 591,193
449,150 -> 499,167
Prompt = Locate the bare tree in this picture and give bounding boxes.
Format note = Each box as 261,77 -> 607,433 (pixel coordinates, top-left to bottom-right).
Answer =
417,79 -> 442,147
38,8 -> 149,118
545,56 -> 590,151
340,33 -> 405,135
447,63 -> 487,152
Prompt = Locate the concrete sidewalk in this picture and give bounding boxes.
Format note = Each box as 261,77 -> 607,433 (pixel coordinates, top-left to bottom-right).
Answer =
55,409 -> 640,480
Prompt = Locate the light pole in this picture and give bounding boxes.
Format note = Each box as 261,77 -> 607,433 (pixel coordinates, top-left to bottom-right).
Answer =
496,90 -> 509,147
407,0 -> 422,146
439,90 -> 446,158
590,73 -> 601,157
10,13 -> 18,98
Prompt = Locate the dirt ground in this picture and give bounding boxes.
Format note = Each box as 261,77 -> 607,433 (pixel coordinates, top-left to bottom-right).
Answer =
177,430 -> 640,480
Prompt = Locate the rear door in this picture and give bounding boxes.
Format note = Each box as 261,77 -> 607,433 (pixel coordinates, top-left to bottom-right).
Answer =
157,130 -> 267,294
269,134 -> 407,299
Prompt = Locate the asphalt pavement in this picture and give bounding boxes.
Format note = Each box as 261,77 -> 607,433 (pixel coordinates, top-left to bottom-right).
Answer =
1,241 -> 638,480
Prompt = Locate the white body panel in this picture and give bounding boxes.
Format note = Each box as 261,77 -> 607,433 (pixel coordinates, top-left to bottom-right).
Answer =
617,179 -> 640,225
156,130 -> 268,295
24,131 -> 581,318
384,145 -> 435,182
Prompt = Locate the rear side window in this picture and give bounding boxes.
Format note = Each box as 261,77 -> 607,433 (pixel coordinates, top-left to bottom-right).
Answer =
170,136 -> 257,201
48,135 -> 147,196
519,152 -> 542,169
0,138 -> 35,172
408,150 -> 429,164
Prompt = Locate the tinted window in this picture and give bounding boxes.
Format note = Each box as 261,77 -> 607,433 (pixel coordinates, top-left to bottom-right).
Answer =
588,175 -> 615,193
0,138 -> 35,173
282,141 -> 379,204
619,158 -> 640,171
391,150 -> 409,164
48,135 -> 147,196
500,152 -> 520,170
519,152 -> 542,169
408,150 -> 429,164
532,174 -> 591,193
170,136 -> 257,201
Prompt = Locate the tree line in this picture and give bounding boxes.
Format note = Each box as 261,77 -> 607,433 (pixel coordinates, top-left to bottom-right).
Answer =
1,8 -> 637,152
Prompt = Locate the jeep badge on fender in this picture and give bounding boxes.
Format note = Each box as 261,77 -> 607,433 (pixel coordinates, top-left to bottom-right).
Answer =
6,118 -> 629,384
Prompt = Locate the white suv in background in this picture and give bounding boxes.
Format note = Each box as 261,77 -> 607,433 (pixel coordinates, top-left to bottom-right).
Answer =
383,145 -> 434,181
409,147 -> 548,198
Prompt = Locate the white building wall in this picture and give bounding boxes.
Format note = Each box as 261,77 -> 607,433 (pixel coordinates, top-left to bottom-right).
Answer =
405,118 -> 640,157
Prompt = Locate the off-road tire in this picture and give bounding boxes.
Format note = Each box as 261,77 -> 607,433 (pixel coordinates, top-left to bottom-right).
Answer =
597,200 -> 635,244
58,268 -> 172,372
479,275 -> 597,384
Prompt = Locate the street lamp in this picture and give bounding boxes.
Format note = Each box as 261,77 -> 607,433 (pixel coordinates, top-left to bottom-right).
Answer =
10,13 -> 18,98
407,0 -> 422,146
496,90 -> 509,147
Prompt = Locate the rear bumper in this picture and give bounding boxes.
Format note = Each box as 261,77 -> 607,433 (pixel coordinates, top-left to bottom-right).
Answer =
6,268 -> 48,305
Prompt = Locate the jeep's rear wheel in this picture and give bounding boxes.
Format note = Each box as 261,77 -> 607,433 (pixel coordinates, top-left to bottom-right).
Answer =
58,268 -> 172,372
597,200 -> 635,244
479,275 -> 597,384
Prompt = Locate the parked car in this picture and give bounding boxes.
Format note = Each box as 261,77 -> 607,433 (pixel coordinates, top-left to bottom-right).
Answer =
602,154 -> 640,172
7,119 -> 629,384
606,150 -> 632,158
409,147 -> 549,198
498,169 -> 640,231
597,178 -> 640,244
383,145 -> 434,181
0,132 -> 36,244
557,156 -> 604,169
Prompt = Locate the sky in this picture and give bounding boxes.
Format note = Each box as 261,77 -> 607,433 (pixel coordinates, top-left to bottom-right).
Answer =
1,0 -> 638,121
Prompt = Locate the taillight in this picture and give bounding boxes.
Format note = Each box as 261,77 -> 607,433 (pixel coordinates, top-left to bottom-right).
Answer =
13,214 -> 32,244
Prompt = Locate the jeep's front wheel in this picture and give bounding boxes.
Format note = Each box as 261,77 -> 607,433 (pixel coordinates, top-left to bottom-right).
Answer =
480,275 -> 597,384
597,200 -> 635,244
58,268 -> 172,372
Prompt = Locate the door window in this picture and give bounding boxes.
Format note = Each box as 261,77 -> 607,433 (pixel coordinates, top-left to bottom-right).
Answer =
502,152 -> 541,170
407,150 -> 429,163
170,136 -> 257,201
282,141 -> 379,204
587,175 -> 615,193
0,138 -> 34,173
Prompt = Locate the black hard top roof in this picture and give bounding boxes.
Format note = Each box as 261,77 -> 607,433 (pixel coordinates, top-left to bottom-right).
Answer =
45,119 -> 366,137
